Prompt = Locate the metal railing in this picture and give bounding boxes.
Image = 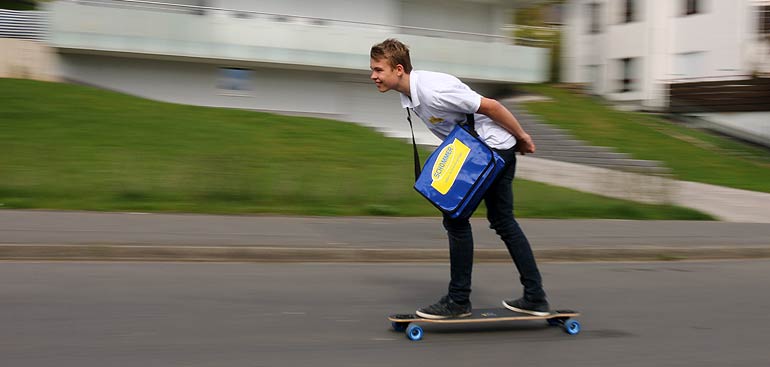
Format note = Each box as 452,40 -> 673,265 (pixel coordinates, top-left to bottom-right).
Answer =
0,9 -> 46,40
65,0 -> 549,45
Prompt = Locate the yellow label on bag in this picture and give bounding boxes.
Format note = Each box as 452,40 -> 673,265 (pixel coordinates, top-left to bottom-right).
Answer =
431,138 -> 470,195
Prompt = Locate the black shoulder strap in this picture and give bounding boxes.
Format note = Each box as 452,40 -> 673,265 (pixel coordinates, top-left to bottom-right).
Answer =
463,113 -> 477,137
405,109 -> 477,182
405,108 -> 421,181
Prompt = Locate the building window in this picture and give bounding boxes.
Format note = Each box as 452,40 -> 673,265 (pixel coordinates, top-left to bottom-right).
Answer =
217,68 -> 253,95
623,0 -> 636,23
619,58 -> 638,93
759,5 -> 770,34
684,0 -> 700,16
588,3 -> 601,34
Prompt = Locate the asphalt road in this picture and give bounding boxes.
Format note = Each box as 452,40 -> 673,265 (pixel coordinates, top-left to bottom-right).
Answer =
2,260 -> 769,367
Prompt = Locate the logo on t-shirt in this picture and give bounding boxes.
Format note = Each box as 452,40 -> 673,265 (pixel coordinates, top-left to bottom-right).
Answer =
428,116 -> 444,124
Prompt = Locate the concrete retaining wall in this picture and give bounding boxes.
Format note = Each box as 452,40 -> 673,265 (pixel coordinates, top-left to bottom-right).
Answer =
0,39 -> 59,82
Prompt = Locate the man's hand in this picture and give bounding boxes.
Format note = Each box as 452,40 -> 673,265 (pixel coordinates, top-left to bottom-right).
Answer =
517,133 -> 536,155
477,98 -> 536,155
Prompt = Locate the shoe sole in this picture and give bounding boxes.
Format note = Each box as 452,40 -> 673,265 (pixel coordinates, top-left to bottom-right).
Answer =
502,301 -> 550,317
415,310 -> 472,320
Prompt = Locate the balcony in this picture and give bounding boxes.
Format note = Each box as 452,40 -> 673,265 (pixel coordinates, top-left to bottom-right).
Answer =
46,0 -> 549,83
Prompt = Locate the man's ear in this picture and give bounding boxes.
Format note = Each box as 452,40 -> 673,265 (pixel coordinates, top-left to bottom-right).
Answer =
396,64 -> 405,76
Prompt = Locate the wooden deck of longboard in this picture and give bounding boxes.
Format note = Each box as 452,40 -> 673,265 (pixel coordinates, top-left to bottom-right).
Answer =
388,308 -> 579,324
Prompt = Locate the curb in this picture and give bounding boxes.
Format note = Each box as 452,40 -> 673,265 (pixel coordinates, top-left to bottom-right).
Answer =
2,244 -> 770,262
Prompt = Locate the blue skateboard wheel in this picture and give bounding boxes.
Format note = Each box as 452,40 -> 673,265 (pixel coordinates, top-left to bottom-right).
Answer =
564,319 -> 581,335
392,321 -> 408,332
406,324 -> 424,341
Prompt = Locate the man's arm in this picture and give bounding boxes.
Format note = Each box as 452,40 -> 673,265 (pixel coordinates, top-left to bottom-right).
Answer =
476,97 -> 536,154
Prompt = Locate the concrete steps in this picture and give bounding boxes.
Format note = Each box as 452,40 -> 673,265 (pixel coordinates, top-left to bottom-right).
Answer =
504,100 -> 670,175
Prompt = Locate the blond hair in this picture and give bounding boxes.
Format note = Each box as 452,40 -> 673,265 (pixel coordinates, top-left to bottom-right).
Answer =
370,38 -> 413,73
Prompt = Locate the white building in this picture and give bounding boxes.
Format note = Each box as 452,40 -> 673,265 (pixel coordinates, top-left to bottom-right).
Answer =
41,0 -> 551,145
561,0 -> 770,146
562,0 -> 770,109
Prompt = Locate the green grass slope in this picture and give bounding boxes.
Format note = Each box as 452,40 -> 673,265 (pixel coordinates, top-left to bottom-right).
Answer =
0,79 -> 711,219
519,84 -> 770,193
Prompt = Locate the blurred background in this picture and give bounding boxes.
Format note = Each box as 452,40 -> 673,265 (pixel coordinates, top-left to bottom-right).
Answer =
1,0 -> 769,220
3,2 -> 770,365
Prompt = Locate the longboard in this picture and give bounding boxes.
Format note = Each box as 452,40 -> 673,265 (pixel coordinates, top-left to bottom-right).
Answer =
388,307 -> 581,341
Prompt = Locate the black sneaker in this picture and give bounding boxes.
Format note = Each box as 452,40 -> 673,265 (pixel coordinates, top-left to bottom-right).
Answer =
503,297 -> 550,316
416,296 -> 472,319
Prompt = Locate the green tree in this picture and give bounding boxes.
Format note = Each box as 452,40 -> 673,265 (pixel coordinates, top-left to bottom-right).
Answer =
513,1 -> 564,83
0,0 -> 43,10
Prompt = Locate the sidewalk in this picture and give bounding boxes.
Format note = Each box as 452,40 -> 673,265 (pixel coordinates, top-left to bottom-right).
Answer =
2,210 -> 769,262
518,156 -> 770,223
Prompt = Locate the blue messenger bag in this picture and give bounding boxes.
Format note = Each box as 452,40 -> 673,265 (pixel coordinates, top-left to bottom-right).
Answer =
406,109 -> 506,219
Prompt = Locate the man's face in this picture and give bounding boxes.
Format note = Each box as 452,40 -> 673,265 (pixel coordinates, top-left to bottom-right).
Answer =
370,57 -> 401,93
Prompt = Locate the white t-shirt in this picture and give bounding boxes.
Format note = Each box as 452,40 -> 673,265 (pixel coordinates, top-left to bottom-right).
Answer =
399,70 -> 516,150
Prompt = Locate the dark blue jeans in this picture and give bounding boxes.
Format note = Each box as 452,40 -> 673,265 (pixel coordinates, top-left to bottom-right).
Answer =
442,147 -> 546,304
